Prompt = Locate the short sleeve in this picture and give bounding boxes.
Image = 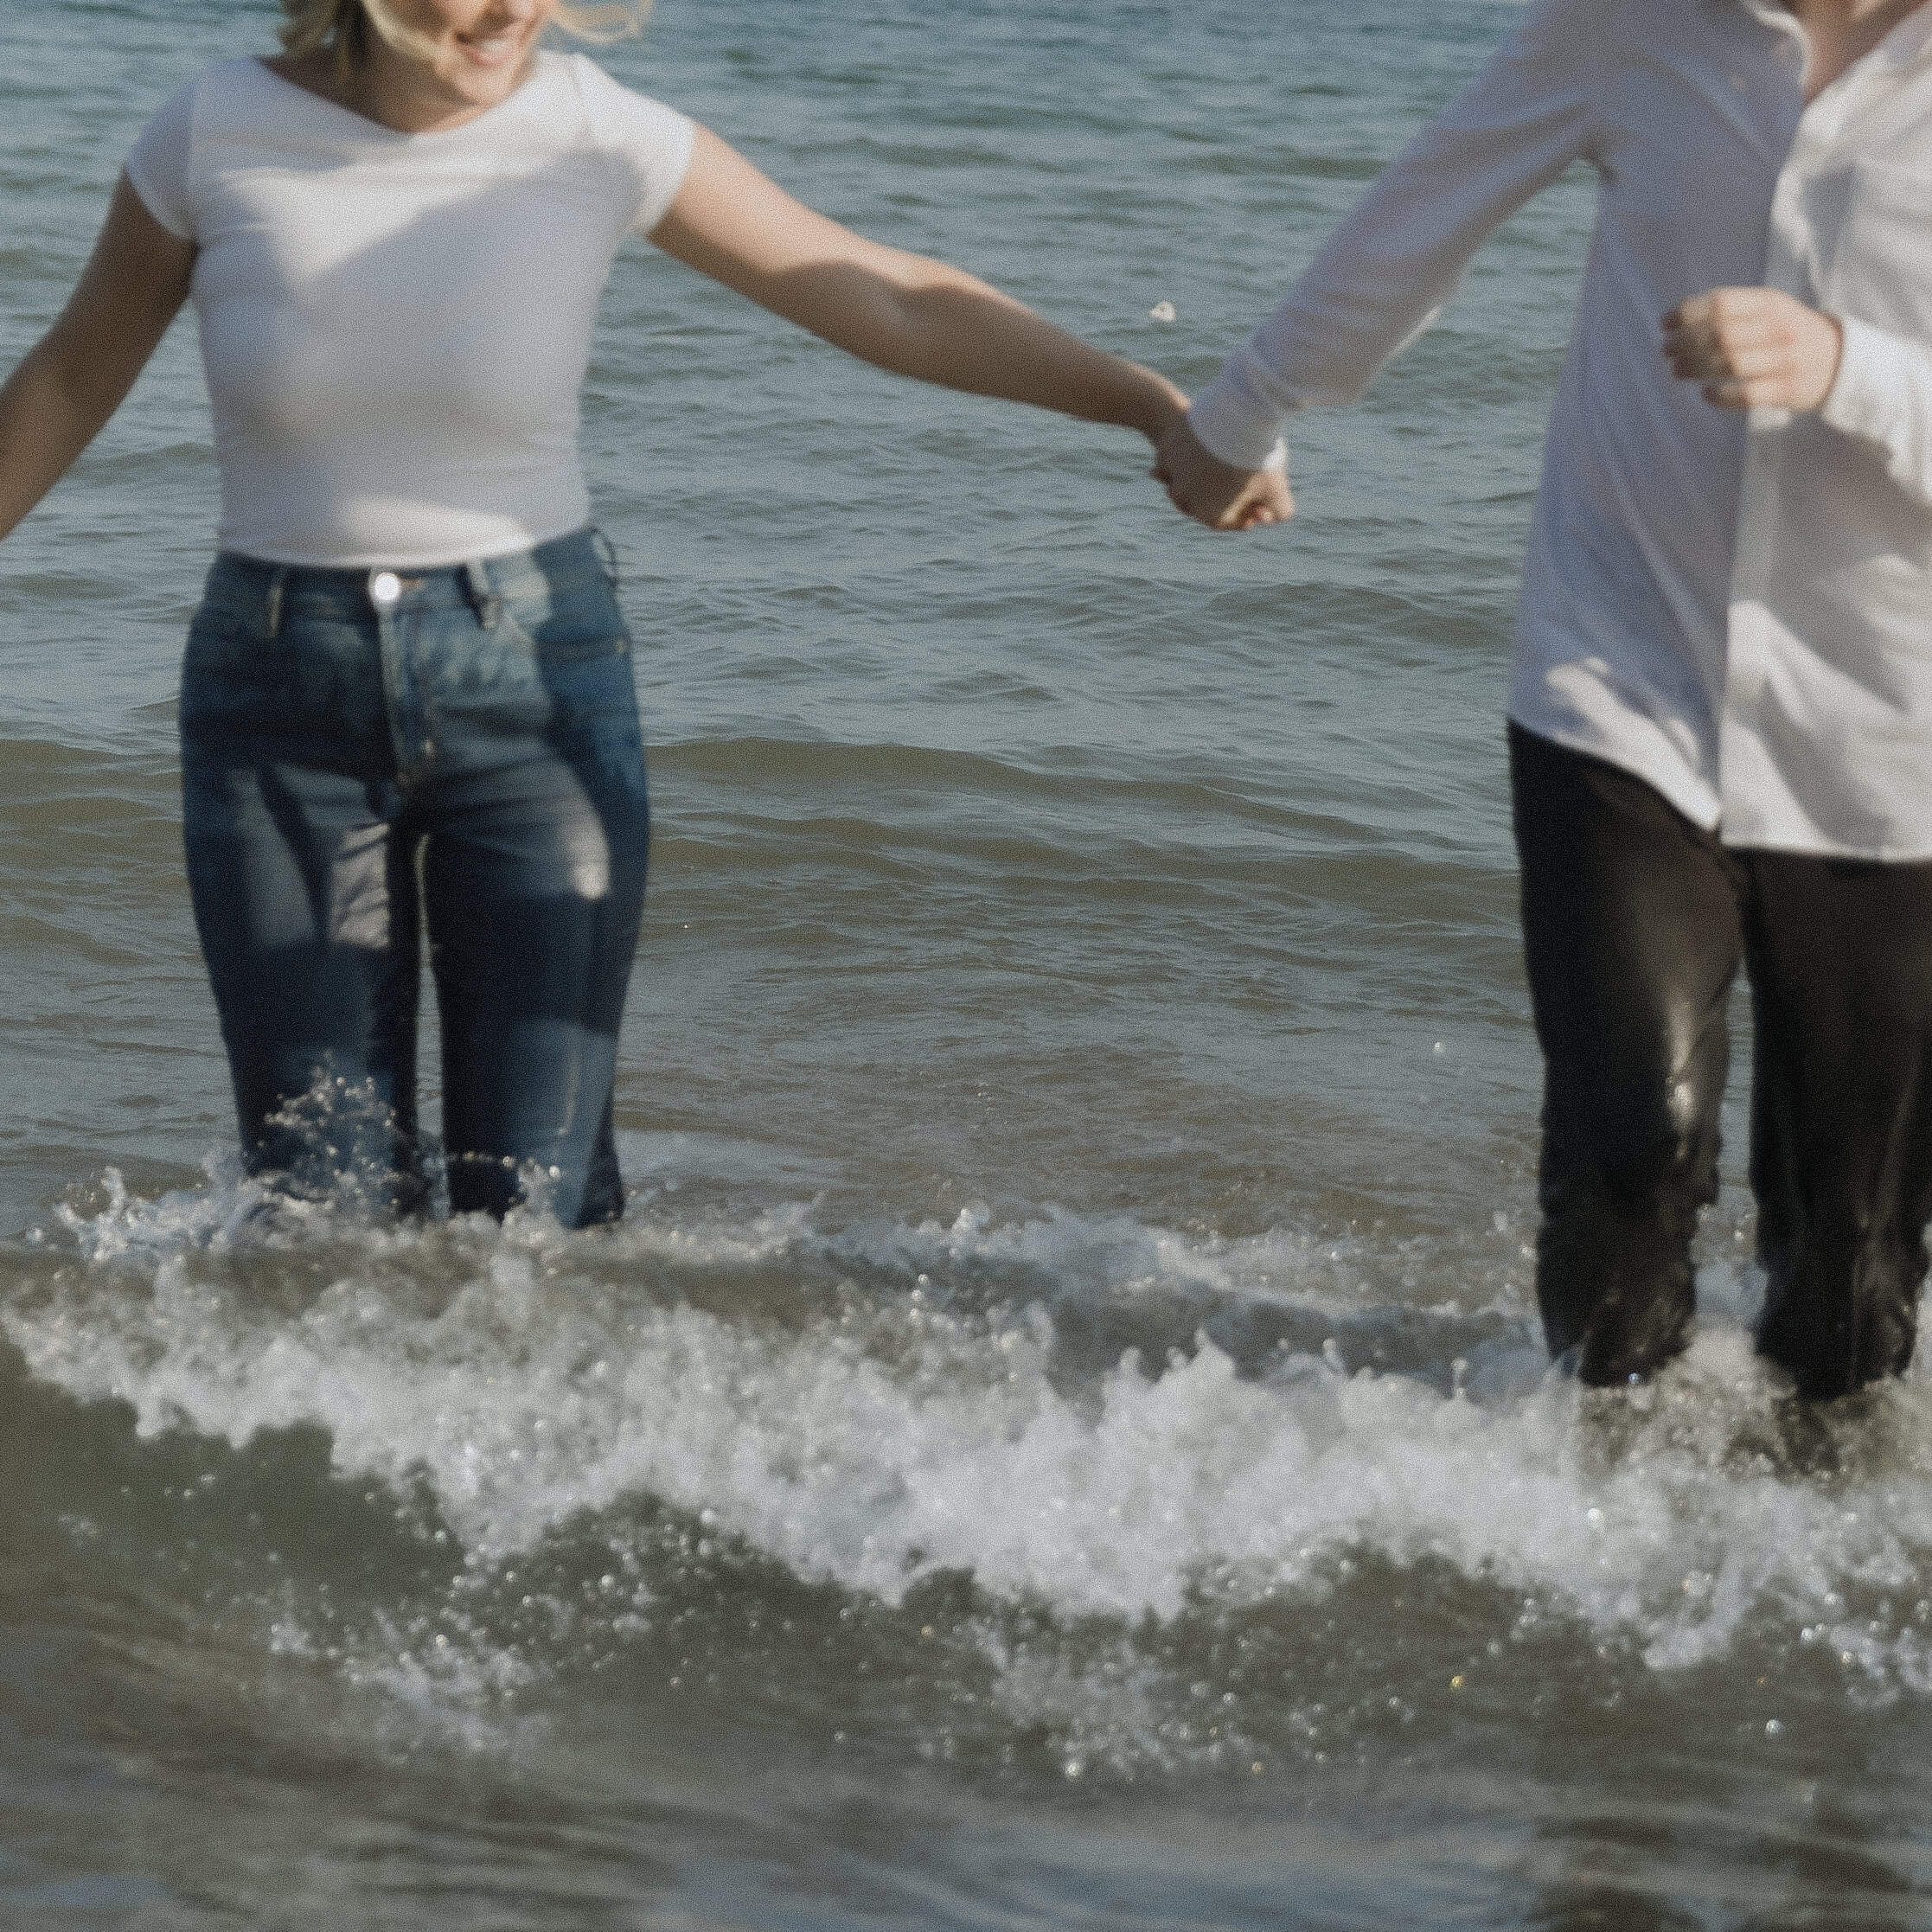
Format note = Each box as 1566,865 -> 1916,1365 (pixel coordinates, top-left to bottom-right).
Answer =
569,55 -> 697,236
124,74 -> 199,240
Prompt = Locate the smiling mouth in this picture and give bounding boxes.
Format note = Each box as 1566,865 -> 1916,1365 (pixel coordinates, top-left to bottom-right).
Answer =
458,31 -> 524,66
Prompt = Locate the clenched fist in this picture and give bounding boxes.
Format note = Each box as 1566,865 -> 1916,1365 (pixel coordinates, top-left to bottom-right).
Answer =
1662,287 -> 1844,413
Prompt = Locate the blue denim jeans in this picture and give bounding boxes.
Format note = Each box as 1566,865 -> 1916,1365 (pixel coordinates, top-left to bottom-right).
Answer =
179,528 -> 648,1227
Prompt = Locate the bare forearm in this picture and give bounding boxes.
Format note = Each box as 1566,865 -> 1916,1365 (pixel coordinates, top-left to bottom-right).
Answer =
0,338 -> 135,543
0,175 -> 195,546
651,131 -> 1185,444
808,263 -> 1185,438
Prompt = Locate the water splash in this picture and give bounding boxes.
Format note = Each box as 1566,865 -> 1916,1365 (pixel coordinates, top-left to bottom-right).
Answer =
11,1162 -> 1932,1774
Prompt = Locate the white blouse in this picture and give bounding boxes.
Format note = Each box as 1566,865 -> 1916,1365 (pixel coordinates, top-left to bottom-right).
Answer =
1189,0 -> 1932,860
125,53 -> 694,570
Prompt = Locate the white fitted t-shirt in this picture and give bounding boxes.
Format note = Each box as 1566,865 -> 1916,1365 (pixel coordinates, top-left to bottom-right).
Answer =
124,53 -> 694,567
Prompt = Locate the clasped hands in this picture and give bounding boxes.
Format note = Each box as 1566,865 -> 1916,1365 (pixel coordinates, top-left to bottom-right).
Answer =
1150,418 -> 1295,532
1152,285 -> 1843,534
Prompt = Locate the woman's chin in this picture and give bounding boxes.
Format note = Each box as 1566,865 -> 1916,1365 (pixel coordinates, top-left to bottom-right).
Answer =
425,52 -> 535,113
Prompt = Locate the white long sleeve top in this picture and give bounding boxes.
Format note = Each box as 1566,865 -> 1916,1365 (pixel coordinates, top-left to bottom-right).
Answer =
1189,0 -> 1932,858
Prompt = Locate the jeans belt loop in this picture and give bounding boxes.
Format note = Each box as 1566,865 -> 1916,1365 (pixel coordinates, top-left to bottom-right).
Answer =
463,559 -> 502,630
265,567 -> 287,642
592,526 -> 620,588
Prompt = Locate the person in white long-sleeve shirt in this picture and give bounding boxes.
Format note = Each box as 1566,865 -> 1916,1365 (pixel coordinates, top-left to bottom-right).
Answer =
1153,0 -> 1932,1397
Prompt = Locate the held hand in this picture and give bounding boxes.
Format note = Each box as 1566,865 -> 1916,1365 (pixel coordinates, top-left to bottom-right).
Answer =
1662,288 -> 1844,413
1151,416 -> 1294,530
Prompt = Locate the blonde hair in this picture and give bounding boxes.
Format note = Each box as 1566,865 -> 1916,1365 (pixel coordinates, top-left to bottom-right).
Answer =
278,1 -> 650,79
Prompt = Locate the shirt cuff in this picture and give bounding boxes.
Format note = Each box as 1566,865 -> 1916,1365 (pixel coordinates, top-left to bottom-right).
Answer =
1819,312 -> 1916,449
1187,354 -> 1292,471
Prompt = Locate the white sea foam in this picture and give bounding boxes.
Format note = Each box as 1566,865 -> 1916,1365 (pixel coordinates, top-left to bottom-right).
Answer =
841,1202 -> 1395,1318
12,1168 -> 1932,1705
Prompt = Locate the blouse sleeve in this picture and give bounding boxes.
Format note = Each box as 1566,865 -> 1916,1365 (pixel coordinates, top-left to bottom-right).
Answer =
122,74 -> 200,240
571,55 -> 698,237
1187,0 -> 1606,470
1818,316 -> 1932,513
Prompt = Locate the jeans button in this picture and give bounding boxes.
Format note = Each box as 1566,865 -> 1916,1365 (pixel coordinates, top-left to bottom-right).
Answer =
369,570 -> 401,608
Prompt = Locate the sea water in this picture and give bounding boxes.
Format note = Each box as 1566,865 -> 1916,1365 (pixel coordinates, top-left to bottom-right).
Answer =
5,2 -> 1931,1926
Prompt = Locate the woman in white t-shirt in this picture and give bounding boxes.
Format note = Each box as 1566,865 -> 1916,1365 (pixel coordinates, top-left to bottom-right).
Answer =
0,0 -> 1187,1227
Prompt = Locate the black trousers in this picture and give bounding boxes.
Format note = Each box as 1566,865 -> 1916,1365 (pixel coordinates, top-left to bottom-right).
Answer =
1511,724 -> 1932,1398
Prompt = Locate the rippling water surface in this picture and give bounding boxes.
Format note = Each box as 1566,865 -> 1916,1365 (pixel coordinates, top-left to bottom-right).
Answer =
6,2 -> 1932,1927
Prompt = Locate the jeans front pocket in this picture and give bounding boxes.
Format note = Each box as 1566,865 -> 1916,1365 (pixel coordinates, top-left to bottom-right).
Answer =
498,570 -> 642,749
183,598 -> 391,776
500,566 -> 633,662
181,611 -> 299,745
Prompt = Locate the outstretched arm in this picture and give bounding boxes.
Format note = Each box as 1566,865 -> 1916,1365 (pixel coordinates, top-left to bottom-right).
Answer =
0,176 -> 196,545
649,127 -> 1187,446
1177,0 -> 1598,531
